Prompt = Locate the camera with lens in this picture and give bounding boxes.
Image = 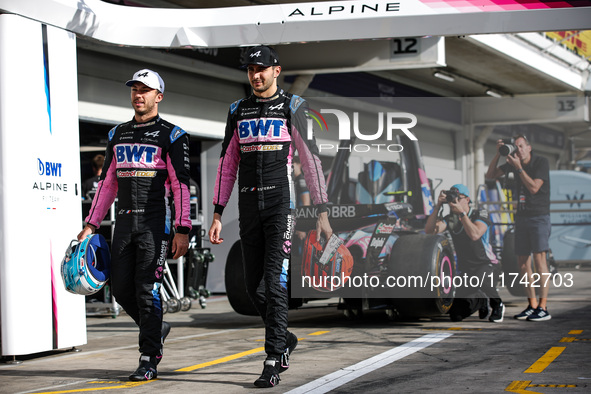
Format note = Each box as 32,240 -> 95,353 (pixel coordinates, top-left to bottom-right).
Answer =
499,138 -> 516,156
443,190 -> 459,203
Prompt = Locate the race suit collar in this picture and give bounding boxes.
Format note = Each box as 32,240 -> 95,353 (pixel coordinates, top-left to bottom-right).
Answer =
252,88 -> 284,103
131,115 -> 161,128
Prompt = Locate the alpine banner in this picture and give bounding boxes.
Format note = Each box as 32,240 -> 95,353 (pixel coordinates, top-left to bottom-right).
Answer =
0,0 -> 590,48
0,15 -> 85,356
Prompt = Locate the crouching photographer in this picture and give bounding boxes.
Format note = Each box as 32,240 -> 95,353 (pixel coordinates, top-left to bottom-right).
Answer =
425,184 -> 505,323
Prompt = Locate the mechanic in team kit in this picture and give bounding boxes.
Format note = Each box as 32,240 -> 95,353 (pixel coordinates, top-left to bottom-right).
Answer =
425,184 -> 505,323
81,154 -> 104,201
487,135 -> 552,321
208,45 -> 332,388
77,69 -> 192,381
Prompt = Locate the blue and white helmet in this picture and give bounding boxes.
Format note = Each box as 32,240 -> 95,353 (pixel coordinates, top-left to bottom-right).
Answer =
61,233 -> 111,295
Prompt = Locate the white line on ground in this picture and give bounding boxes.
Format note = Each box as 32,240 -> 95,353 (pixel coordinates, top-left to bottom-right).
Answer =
284,332 -> 453,394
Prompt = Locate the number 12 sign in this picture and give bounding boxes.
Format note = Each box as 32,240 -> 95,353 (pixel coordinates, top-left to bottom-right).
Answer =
389,36 -> 445,68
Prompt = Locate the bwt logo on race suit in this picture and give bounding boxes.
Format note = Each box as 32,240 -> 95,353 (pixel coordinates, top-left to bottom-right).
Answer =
307,109 -> 418,153
116,144 -> 158,164
38,159 -> 62,177
238,118 -> 287,140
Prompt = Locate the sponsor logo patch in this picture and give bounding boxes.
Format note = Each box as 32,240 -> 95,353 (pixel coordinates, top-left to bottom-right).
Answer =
240,185 -> 277,192
238,118 -> 285,139
283,240 -> 291,254
117,170 -> 157,178
115,144 -> 158,164
375,223 -> 395,235
240,144 -> 283,153
118,209 -> 146,214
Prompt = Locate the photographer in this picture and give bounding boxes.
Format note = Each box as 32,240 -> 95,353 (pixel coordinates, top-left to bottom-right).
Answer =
486,135 -> 551,322
425,184 -> 505,323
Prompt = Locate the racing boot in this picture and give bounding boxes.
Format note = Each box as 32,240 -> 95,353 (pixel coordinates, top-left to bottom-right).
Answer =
278,331 -> 298,373
254,357 -> 281,388
129,355 -> 157,381
156,321 -> 171,365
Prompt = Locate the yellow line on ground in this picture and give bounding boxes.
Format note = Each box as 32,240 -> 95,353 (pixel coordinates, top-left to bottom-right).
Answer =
559,337 -> 576,342
31,380 -> 153,394
529,384 -> 577,388
505,380 -> 578,393
568,330 -> 583,335
307,330 -> 330,336
524,347 -> 566,373
505,380 -> 539,394
175,346 -> 265,372
176,333 -> 313,373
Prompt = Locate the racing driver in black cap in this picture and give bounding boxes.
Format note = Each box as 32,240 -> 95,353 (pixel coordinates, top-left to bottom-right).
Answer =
209,45 -> 332,388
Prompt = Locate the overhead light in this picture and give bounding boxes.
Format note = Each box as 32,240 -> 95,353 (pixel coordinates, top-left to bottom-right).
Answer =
433,71 -> 455,82
485,89 -> 503,98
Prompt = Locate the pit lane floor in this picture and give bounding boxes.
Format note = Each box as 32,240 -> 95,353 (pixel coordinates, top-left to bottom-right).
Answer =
1,267 -> 590,394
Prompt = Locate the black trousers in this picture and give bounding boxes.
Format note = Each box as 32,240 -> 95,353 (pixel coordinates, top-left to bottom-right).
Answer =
110,218 -> 169,357
464,264 -> 503,309
239,198 -> 293,358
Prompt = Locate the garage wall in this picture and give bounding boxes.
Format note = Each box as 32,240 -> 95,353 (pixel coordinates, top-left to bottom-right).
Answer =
418,126 -> 463,194
77,48 -> 241,138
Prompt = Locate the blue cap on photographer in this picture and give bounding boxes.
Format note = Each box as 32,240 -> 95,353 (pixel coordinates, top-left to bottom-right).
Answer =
451,184 -> 470,198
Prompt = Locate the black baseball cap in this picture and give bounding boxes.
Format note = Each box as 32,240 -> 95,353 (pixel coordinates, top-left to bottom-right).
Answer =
241,46 -> 280,68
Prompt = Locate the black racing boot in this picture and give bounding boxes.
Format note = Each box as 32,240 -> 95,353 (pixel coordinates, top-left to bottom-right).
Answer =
129,355 -> 157,381
254,358 -> 280,388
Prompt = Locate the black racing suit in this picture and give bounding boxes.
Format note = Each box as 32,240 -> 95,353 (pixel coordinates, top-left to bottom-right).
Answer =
86,115 -> 191,358
213,89 -> 328,358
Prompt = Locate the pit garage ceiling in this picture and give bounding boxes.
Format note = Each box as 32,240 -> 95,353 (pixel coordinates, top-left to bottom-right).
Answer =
103,0 -> 591,132
22,1 -> 591,146
104,0 -> 589,96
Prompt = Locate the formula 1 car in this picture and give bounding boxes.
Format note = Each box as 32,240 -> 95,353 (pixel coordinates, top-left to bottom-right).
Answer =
225,136 -> 456,318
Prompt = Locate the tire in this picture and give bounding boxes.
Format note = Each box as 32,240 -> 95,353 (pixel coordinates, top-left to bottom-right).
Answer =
388,233 -> 455,317
501,228 -> 527,297
224,241 -> 259,316
167,298 -> 181,313
180,296 -> 192,311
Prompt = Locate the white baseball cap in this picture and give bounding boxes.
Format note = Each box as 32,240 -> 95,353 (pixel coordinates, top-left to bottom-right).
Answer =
125,69 -> 165,93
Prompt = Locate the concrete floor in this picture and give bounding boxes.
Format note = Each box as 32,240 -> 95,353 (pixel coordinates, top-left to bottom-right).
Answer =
1,267 -> 590,394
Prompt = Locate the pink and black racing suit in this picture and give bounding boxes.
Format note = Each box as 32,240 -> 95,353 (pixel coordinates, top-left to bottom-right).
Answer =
213,89 -> 328,358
